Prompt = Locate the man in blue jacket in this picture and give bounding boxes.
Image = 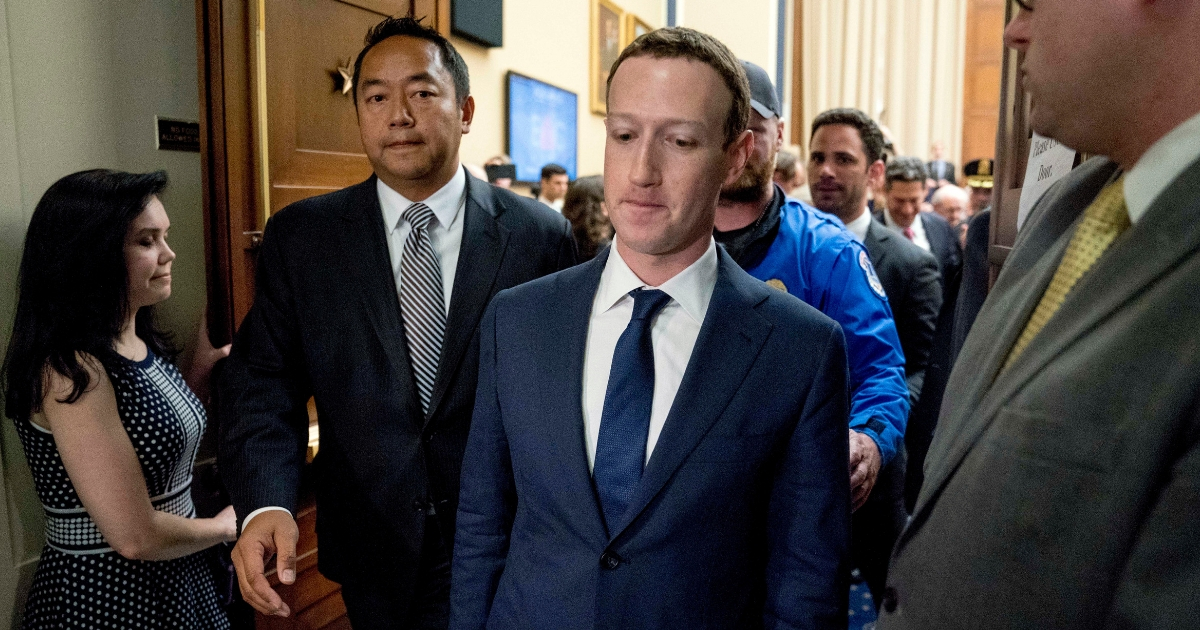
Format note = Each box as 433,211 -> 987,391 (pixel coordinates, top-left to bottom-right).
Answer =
714,63 -> 908,609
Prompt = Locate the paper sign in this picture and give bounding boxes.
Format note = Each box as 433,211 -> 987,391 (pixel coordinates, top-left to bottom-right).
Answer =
1018,133 -> 1077,230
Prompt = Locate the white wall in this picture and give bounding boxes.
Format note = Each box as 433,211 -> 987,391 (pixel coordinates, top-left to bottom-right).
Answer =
0,1 -> 206,626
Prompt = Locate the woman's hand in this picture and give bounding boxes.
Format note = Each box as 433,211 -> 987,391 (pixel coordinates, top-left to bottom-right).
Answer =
184,311 -> 231,403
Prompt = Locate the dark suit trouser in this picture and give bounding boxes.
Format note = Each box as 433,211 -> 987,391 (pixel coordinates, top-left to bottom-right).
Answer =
341,515 -> 451,630
852,449 -> 907,610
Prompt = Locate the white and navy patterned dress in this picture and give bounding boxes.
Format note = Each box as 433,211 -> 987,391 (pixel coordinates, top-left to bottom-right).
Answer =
13,348 -> 230,629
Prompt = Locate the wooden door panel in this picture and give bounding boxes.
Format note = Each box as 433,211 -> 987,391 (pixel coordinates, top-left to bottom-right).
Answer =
265,0 -> 384,214
961,0 -> 1005,163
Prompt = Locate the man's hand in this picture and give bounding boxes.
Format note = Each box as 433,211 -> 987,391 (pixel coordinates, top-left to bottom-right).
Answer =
231,510 -> 298,617
849,430 -> 882,512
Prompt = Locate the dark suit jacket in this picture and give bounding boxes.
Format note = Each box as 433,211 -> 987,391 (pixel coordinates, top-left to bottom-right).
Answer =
926,160 -> 956,183
217,171 -> 575,600
863,219 -> 942,405
451,247 -> 852,630
903,213 -> 963,506
951,209 -> 991,364
879,156 -> 1200,628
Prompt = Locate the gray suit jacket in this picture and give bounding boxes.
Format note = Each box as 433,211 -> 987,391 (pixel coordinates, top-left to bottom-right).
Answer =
877,156 -> 1200,629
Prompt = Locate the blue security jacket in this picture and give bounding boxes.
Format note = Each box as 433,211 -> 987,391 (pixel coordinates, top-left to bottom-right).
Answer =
744,199 -> 908,465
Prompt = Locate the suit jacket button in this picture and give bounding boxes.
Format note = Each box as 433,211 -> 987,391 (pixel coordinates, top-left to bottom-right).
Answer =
412,499 -> 426,512
600,551 -> 621,570
882,586 -> 899,613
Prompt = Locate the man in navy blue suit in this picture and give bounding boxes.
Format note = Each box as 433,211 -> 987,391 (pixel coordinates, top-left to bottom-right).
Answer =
450,28 -> 851,630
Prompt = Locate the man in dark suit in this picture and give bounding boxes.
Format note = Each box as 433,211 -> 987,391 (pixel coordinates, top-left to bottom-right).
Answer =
950,208 -> 990,364
876,156 -> 963,510
451,28 -> 850,629
878,3 -> 1200,627
926,141 -> 955,189
806,108 -> 939,608
217,17 -> 575,628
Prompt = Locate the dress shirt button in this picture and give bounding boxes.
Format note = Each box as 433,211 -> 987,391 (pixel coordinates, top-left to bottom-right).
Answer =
599,551 -> 621,570
882,586 -> 899,613
412,499 -> 427,512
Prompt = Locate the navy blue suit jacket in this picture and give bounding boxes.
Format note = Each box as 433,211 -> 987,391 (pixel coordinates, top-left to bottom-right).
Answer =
451,246 -> 851,630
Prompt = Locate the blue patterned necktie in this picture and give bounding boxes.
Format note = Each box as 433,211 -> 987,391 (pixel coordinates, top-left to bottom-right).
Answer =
399,202 -> 445,416
593,288 -> 673,531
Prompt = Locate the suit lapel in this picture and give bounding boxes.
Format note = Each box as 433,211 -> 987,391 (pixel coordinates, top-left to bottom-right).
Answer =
426,172 -> 510,423
547,250 -> 612,543
344,177 -> 421,414
908,159 -> 1199,533
865,220 -> 891,268
607,249 -> 773,539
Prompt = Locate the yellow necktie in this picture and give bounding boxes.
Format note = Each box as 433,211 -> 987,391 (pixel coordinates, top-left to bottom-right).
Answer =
1002,175 -> 1130,370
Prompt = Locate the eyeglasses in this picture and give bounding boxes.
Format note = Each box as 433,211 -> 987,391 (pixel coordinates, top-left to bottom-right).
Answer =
1014,0 -> 1035,11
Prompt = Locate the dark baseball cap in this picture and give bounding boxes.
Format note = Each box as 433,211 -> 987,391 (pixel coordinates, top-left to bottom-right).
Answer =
741,60 -> 781,120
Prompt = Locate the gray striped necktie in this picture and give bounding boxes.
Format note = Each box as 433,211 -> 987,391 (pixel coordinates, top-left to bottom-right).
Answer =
400,202 -> 446,415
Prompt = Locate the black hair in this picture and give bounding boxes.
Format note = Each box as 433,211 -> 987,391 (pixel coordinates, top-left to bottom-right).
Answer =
810,108 -> 887,166
352,16 -> 470,107
540,163 -> 568,180
2,169 -> 177,421
885,156 -> 929,188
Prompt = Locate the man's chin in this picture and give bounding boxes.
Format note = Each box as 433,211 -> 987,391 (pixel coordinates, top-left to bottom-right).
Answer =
720,182 -> 770,204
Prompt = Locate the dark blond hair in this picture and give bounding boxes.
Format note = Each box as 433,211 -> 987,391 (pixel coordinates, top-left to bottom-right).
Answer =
606,27 -> 750,147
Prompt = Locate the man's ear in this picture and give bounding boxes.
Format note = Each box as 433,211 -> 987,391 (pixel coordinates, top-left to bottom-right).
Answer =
867,159 -> 886,187
460,95 -> 476,134
775,119 -> 785,153
723,129 -> 754,187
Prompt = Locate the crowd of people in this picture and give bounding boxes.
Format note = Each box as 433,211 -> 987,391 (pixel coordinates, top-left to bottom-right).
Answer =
4,2 -> 1200,628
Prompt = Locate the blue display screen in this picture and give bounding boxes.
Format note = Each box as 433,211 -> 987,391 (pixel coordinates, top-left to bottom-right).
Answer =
507,72 -> 578,183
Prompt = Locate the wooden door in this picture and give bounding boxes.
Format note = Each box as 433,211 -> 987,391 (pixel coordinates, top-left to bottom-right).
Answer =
198,0 -> 449,344
196,2 -> 447,628
961,0 -> 1006,167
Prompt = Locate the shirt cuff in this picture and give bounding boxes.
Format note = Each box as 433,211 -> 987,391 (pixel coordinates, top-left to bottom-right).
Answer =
241,506 -> 292,534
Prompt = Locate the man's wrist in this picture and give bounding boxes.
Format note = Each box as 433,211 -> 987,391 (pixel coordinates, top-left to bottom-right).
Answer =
240,506 -> 292,534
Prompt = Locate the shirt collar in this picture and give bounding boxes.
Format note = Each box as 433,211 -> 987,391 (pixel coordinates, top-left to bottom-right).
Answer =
594,236 -> 719,325
882,208 -> 926,238
1125,109 -> 1200,224
843,208 -> 873,243
377,165 -> 467,233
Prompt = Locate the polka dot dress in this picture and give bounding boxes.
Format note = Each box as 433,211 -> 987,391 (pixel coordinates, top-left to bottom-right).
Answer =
13,349 -> 230,629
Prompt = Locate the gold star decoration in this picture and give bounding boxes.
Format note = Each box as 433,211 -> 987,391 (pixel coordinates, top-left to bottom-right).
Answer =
335,59 -> 354,96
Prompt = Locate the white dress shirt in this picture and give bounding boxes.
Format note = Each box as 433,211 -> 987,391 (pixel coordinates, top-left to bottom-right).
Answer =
843,208 -> 873,244
241,167 -> 468,531
377,166 -> 468,315
537,195 -> 564,213
1125,109 -> 1200,224
883,209 -> 932,252
581,238 -> 718,471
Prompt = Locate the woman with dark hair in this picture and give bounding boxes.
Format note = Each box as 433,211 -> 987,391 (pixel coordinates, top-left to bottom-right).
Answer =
560,175 -> 613,262
1,169 -> 235,629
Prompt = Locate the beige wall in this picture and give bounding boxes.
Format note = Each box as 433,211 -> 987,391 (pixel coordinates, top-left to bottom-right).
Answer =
0,1 -> 206,626
800,0 -> 967,165
679,0 -> 778,83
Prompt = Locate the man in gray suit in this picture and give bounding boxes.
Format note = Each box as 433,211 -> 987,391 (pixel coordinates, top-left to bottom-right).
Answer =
877,2 -> 1200,628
